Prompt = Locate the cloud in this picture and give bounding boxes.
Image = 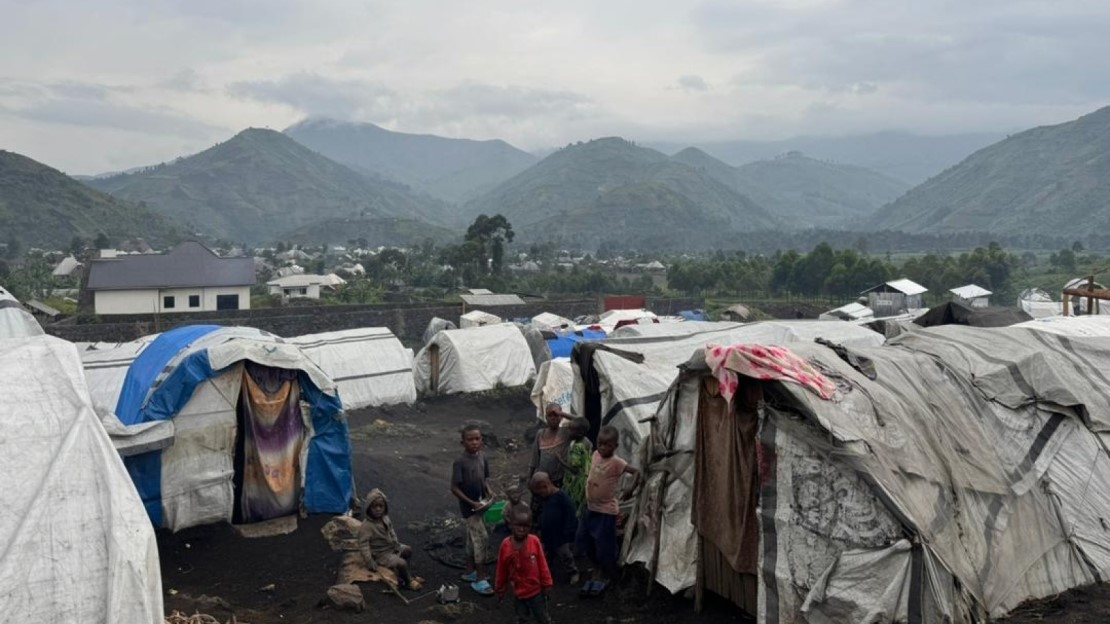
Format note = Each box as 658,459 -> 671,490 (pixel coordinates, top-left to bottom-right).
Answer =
0,78 -> 224,139
676,75 -> 709,92
229,73 -> 597,129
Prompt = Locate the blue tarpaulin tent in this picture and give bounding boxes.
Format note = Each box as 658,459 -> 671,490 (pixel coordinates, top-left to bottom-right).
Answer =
546,328 -> 607,359
115,325 -> 353,529
678,309 -> 709,321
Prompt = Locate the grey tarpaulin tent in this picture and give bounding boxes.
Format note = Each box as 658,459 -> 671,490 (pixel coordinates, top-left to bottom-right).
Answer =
625,319 -> 1110,622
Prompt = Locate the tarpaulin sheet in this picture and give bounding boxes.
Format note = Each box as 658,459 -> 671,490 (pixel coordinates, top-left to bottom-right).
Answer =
112,326 -> 352,529
0,290 -> 43,339
289,327 -> 416,409
628,322 -> 1110,622
0,336 -> 162,623
547,328 -> 606,359
413,323 -> 537,395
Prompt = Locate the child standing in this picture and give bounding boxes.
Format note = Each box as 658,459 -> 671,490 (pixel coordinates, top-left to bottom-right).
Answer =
578,425 -> 640,596
530,471 -> 580,585
495,507 -> 554,624
451,423 -> 495,596
358,488 -> 416,589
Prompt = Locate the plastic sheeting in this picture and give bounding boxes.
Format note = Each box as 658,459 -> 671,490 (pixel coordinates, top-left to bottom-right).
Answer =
459,309 -> 502,328
80,333 -> 159,418
532,312 -> 575,332
530,357 -> 575,420
627,323 -> 1110,622
546,328 -> 606,358
0,288 -> 43,339
112,325 -> 352,530
0,336 -> 162,623
572,321 -> 884,465
423,317 -> 456,345
289,327 -> 417,409
413,323 -> 537,395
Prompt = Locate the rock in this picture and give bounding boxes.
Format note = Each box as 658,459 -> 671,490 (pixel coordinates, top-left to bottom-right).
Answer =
320,516 -> 362,552
326,583 -> 365,612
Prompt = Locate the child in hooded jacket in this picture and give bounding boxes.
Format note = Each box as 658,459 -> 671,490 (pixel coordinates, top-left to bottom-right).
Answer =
358,488 -> 416,589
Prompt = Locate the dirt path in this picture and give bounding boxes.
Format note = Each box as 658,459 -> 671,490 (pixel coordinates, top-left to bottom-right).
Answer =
160,389 -> 749,624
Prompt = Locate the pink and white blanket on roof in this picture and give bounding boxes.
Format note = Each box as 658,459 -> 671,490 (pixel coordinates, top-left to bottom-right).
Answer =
705,343 -> 836,402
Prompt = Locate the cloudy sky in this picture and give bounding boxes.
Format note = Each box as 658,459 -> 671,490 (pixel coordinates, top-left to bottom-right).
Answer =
2,0 -> 1108,174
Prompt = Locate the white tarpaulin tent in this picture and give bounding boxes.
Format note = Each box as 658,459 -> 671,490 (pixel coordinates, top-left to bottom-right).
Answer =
80,334 -> 159,418
289,327 -> 417,409
626,323 -> 1110,622
530,357 -> 575,420
0,335 -> 162,623
1017,288 -> 1061,319
414,323 -> 537,395
597,308 -> 658,331
531,312 -> 576,332
0,286 -> 43,339
572,321 -> 885,465
460,309 -> 502,328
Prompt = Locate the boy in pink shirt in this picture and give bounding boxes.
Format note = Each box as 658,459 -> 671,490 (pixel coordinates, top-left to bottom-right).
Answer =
577,425 -> 639,596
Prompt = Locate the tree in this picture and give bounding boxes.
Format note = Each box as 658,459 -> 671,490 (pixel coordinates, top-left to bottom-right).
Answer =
464,214 -> 514,276
94,232 -> 111,250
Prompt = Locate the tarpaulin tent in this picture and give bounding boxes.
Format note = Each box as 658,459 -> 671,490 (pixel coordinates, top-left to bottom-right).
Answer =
80,333 -> 160,418
626,323 -> 1110,622
530,357 -> 575,420
423,317 -> 457,345
546,328 -> 607,358
679,309 -> 709,322
532,312 -> 576,332
0,286 -> 43,339
516,322 -> 553,371
460,309 -> 502,328
570,321 -> 884,461
0,335 -> 162,623
414,323 -> 537,395
113,325 -> 352,531
289,327 -> 416,409
913,301 -> 1032,328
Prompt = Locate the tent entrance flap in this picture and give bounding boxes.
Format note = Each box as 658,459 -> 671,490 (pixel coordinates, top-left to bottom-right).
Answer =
693,377 -> 760,614
234,362 -> 306,524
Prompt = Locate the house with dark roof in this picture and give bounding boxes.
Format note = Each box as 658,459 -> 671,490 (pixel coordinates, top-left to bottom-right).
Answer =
86,241 -> 255,315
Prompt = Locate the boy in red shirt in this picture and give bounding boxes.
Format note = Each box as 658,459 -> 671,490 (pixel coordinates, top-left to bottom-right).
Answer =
495,507 -> 554,623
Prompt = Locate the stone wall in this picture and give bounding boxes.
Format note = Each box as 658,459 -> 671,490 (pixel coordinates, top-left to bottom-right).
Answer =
44,296 -> 704,345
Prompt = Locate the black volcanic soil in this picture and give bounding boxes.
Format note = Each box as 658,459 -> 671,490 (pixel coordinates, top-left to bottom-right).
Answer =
159,389 -> 749,624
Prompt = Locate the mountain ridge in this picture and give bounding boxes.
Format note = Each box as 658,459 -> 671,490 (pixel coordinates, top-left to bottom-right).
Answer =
87,128 -> 451,244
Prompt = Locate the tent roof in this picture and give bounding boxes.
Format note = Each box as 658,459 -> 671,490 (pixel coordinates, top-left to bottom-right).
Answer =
460,293 -> 525,306
913,301 -> 1031,328
1,336 -> 162,621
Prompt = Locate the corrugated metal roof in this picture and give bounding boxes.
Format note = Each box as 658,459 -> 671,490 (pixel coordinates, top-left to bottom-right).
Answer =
86,241 -> 255,291
459,293 -> 526,306
862,278 -> 928,296
950,284 -> 992,299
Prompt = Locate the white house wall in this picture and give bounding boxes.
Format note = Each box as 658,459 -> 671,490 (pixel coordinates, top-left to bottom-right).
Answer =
94,287 -> 251,315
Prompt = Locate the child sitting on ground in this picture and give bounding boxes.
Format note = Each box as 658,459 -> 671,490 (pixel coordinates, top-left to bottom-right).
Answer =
358,488 -> 417,589
495,507 -> 554,624
578,425 -> 640,597
530,471 -> 580,585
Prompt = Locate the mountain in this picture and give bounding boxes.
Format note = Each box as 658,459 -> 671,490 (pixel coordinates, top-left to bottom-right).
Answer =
285,118 -> 538,205
280,216 -> 458,247
87,128 -> 450,244
869,107 -> 1110,237
0,150 -> 179,248
670,148 -> 909,227
461,138 -> 778,249
650,131 -> 1007,185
